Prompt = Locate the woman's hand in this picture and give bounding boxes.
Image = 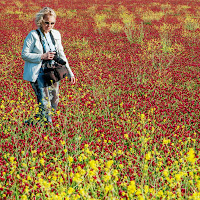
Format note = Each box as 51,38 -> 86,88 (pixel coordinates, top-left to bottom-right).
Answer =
70,76 -> 76,84
41,51 -> 56,60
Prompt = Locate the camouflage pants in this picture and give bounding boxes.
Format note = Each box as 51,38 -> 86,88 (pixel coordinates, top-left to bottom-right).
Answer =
30,68 -> 59,123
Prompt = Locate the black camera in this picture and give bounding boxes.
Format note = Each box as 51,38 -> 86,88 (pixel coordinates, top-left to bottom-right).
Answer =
53,51 -> 66,65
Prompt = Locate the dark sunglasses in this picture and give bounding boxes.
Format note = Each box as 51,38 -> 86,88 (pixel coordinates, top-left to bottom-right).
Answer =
44,21 -> 55,25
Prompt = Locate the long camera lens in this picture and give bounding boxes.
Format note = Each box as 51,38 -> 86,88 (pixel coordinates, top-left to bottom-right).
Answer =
53,52 -> 66,65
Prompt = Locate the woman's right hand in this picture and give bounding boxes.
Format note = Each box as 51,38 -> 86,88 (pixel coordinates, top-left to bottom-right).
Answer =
41,51 -> 56,60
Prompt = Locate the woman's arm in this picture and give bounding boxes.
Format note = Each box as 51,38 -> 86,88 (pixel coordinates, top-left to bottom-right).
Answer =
21,31 -> 43,64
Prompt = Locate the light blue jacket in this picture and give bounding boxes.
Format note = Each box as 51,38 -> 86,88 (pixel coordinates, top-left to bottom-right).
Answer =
21,29 -> 74,82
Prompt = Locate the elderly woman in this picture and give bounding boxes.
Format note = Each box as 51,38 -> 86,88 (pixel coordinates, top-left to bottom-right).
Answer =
22,7 -> 75,127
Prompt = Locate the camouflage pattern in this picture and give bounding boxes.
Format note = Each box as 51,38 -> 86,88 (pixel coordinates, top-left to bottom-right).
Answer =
30,68 -> 59,123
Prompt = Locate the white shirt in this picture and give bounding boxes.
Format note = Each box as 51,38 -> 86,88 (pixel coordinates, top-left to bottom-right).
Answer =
40,31 -> 56,53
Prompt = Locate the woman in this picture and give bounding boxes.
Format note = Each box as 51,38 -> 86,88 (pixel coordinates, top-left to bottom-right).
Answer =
22,7 -> 75,127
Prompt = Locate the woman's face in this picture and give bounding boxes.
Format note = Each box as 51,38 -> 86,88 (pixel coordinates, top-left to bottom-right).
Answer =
41,14 -> 56,33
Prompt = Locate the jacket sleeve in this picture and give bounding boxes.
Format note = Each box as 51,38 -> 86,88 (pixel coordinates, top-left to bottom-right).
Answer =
21,31 -> 42,64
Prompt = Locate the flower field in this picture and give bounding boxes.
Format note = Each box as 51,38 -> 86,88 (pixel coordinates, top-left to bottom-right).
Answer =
0,0 -> 200,199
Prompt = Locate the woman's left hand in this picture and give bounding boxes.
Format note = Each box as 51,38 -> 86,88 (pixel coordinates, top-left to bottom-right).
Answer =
70,76 -> 76,84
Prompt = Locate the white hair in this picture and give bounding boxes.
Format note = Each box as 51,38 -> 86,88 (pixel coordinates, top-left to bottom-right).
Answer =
35,7 -> 56,28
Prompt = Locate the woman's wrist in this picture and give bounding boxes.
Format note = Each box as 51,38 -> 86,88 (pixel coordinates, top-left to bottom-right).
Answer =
41,54 -> 45,60
41,53 -> 47,60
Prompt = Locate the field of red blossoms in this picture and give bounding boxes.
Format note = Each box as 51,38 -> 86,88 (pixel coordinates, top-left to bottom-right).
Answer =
0,0 -> 200,199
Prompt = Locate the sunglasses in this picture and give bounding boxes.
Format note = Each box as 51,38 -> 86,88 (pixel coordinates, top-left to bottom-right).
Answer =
44,21 -> 55,25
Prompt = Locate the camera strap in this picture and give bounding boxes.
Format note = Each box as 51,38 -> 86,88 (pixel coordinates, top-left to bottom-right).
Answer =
36,29 -> 45,53
49,31 -> 56,46
36,29 -> 57,52
49,31 -> 59,55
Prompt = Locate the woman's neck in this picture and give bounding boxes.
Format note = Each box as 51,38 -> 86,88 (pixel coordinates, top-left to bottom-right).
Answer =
40,28 -> 50,35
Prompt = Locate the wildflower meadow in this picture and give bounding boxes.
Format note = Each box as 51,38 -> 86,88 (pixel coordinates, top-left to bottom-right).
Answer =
0,0 -> 199,199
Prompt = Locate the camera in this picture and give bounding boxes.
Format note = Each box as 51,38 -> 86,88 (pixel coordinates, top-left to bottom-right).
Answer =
53,51 -> 66,65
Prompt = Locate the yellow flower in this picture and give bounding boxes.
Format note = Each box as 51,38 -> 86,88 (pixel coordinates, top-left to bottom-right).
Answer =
31,150 -> 37,154
175,173 -> 182,182
68,156 -> 73,163
68,187 -> 75,195
0,103 -> 5,109
9,156 -> 15,163
124,134 -> 129,139
144,185 -> 149,193
106,160 -> 113,168
21,195 -> 28,200
88,170 -> 96,177
144,164 -> 148,171
187,148 -> 196,164
189,192 -> 200,200
78,156 -> 83,162
149,188 -> 155,195
145,152 -> 152,161
79,188 -> 86,196
163,169 -> 169,177
52,175 -> 57,181
22,163 -> 27,168
27,175 -> 31,181
56,110 -> 60,115
105,184 -> 113,193
103,174 -> 111,182
112,169 -> 118,176
39,158 -> 45,166
122,191 -> 126,196
24,186 -> 29,193
157,190 -> 164,197
89,160 -> 97,169
135,188 -> 142,196
80,169 -> 86,176
197,180 -> 200,190
72,173 -> 82,183
140,114 -> 145,121
127,180 -> 136,194
60,140 -> 65,145
163,138 -> 170,145
119,164 -> 124,169
138,196 -> 145,200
